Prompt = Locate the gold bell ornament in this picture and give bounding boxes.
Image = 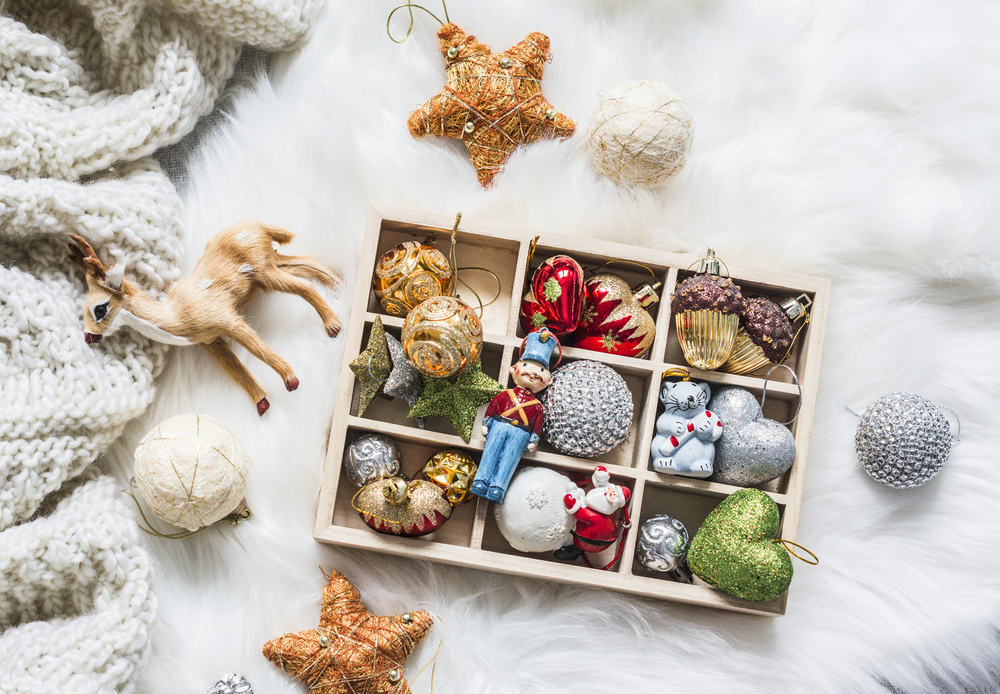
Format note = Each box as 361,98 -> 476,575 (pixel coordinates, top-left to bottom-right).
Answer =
671,248 -> 746,371
373,240 -> 454,317
720,294 -> 811,375
402,294 -> 483,379
352,476 -> 453,537
423,449 -> 478,505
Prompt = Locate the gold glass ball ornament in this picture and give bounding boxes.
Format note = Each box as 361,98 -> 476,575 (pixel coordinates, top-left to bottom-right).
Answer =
423,449 -> 478,505
373,241 -> 454,317
133,413 -> 250,532
402,296 -> 483,379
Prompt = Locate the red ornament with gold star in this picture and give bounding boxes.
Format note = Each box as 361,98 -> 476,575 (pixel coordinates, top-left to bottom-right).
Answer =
567,274 -> 661,357
518,255 -> 585,338
407,23 -> 576,187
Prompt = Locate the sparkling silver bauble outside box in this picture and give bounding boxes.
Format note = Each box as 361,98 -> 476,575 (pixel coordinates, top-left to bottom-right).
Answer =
541,360 -> 633,457
855,392 -> 952,489
343,433 -> 401,488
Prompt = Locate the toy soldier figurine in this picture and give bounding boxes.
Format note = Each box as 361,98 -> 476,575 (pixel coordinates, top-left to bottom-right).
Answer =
471,328 -> 560,503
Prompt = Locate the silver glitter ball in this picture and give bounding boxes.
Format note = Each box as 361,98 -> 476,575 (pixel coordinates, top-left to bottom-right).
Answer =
636,514 -> 692,581
206,672 -> 253,694
344,433 -> 401,488
708,387 -> 796,487
542,361 -> 633,457
855,392 -> 952,489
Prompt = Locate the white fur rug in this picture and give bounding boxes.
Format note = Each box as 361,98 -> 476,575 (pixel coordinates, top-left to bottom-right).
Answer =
101,1 -> 1000,692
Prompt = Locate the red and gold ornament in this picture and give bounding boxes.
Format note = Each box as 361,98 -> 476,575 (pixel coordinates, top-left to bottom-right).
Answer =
352,476 -> 452,537
519,255 -> 585,337
567,274 -> 661,357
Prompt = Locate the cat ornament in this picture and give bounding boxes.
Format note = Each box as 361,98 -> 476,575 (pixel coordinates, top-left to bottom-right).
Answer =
651,380 -> 723,478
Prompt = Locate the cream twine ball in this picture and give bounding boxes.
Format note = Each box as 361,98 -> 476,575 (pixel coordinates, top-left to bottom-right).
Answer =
588,78 -> 695,187
133,414 -> 250,532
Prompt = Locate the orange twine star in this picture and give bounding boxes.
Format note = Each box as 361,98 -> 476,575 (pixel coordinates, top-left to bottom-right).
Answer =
262,571 -> 434,694
408,23 -> 576,187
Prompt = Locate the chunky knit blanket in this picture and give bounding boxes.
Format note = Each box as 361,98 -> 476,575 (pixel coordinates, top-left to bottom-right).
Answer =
0,0 -> 319,691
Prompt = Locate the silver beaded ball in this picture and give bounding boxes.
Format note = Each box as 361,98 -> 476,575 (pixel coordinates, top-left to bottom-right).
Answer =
542,361 -> 633,457
855,392 -> 952,489
206,672 -> 253,694
709,387 -> 796,487
344,434 -> 401,488
636,514 -> 690,579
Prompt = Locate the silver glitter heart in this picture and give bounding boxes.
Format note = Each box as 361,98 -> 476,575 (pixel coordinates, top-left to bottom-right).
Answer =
708,387 -> 796,487
855,392 -> 951,489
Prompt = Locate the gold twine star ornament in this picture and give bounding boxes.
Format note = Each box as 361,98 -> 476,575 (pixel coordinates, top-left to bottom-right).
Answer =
408,358 -> 502,441
262,571 -> 434,694
350,316 -> 392,416
408,23 -> 577,187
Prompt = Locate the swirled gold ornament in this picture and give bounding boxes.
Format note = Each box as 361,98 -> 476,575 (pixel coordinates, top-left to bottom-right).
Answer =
423,449 -> 478,505
373,242 -> 454,317
402,296 -> 483,379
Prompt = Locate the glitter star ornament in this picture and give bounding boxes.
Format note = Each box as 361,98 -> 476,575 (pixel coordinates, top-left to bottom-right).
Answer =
350,316 -> 392,416
687,488 -> 793,602
855,392 -> 953,489
262,571 -> 434,694
384,333 -> 426,428
408,23 -> 576,187
408,358 -> 502,441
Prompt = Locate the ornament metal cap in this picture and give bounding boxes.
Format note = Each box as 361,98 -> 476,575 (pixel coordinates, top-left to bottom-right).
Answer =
697,248 -> 721,275
633,281 -> 661,308
780,293 -> 812,321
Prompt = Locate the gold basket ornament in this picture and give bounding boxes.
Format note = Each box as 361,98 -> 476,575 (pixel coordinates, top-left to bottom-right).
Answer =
671,249 -> 746,372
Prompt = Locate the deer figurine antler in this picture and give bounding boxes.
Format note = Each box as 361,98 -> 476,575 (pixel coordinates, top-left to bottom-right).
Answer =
70,220 -> 342,416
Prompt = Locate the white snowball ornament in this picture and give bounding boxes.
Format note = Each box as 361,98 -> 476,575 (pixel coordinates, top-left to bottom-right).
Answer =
134,414 -> 250,532
495,467 -> 578,553
588,79 -> 694,187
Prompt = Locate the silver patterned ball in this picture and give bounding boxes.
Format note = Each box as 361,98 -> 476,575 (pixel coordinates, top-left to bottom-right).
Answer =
636,514 -> 692,582
206,672 -> 253,694
856,392 -> 952,489
542,361 -> 633,457
343,434 -> 401,488
709,387 -> 796,487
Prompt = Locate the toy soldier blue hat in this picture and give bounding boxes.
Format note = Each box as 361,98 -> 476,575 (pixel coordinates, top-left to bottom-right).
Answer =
520,328 -> 559,369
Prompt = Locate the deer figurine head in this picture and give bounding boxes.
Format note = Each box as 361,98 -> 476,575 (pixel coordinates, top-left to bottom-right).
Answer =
69,234 -> 127,344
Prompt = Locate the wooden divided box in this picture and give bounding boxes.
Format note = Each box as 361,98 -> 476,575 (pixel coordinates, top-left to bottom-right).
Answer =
316,203 -> 830,616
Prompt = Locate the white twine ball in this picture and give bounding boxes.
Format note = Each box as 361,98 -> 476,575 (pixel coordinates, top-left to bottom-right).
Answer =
134,414 -> 250,532
588,78 -> 695,187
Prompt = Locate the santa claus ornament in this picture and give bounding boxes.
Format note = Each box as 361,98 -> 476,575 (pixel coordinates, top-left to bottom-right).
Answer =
553,466 -> 631,569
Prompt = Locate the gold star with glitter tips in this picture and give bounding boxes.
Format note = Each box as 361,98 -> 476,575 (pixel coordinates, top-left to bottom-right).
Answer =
408,358 -> 502,442
350,316 -> 392,416
407,23 -> 576,187
262,571 -> 434,694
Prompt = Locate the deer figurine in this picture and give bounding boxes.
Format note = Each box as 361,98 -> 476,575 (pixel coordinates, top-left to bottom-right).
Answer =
70,220 -> 342,416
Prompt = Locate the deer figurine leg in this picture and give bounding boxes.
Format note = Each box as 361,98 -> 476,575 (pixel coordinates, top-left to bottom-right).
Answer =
227,320 -> 300,393
263,269 -> 342,338
200,339 -> 271,416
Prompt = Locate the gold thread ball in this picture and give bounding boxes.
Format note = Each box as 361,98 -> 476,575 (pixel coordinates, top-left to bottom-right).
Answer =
423,449 -> 478,505
402,296 -> 483,379
373,242 -> 454,317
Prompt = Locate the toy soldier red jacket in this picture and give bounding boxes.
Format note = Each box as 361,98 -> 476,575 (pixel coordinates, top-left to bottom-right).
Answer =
485,387 -> 544,443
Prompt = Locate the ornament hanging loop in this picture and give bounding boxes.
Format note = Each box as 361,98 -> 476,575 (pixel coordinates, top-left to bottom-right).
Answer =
386,1 -> 450,43
940,406 -> 961,441
685,247 -> 731,277
444,212 -> 503,318
772,538 -> 819,565
584,258 -> 658,281
661,367 -> 691,381
120,490 -> 251,540
760,364 -> 802,425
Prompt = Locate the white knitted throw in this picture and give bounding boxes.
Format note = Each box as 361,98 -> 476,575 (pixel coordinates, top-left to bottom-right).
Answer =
0,0 -> 320,690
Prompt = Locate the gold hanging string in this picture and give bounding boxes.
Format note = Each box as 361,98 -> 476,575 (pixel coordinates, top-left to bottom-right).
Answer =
779,298 -> 812,365
661,367 -> 691,381
583,258 -> 658,280
120,489 -> 251,540
420,215 -> 502,318
524,236 -> 539,280
772,538 -> 819,565
387,1 -> 450,43
759,363 -> 802,426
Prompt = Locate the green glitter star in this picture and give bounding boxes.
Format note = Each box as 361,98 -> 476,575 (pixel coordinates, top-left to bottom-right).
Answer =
408,359 -> 502,442
349,316 -> 392,416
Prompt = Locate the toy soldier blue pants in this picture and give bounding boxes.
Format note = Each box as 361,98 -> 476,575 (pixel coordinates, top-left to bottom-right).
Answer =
472,419 -> 531,502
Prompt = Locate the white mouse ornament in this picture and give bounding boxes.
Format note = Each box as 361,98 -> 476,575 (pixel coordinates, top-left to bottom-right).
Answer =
650,377 -> 723,478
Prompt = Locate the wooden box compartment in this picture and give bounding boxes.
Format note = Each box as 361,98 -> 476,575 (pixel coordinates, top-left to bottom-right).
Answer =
317,204 -> 830,616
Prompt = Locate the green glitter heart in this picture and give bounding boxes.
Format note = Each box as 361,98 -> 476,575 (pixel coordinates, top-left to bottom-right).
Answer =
687,488 -> 792,602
